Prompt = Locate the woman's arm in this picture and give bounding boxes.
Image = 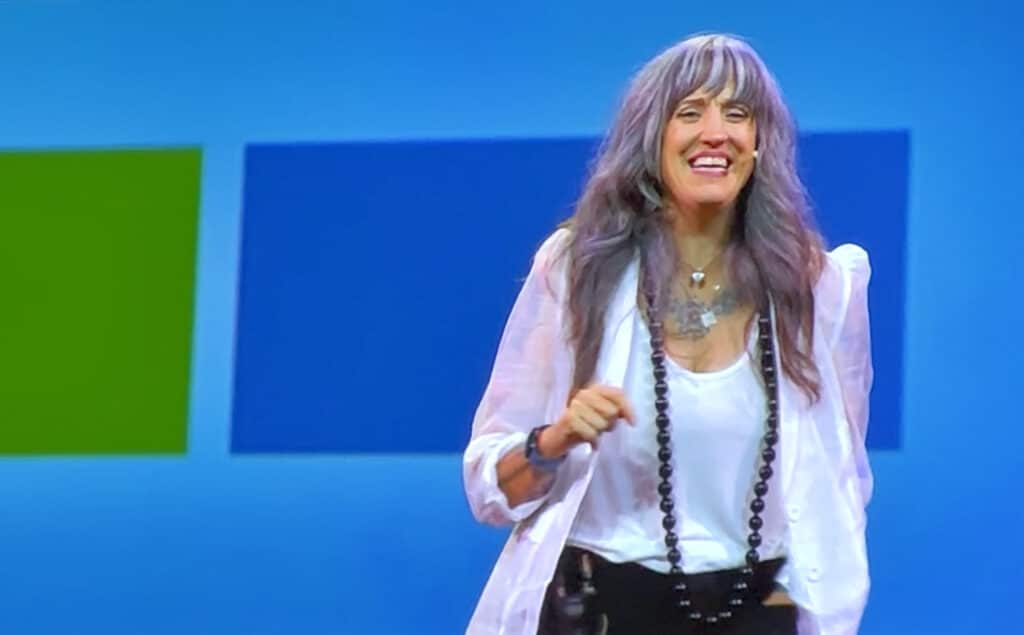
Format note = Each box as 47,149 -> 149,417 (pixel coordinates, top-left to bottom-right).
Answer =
463,230 -> 572,525
830,244 -> 874,507
493,436 -> 560,509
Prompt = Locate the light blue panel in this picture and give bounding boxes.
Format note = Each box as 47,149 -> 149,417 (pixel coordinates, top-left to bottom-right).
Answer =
0,457 -> 503,634
0,0 -> 1020,633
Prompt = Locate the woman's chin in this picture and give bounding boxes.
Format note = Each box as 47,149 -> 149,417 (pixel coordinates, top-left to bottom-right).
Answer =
676,194 -> 740,213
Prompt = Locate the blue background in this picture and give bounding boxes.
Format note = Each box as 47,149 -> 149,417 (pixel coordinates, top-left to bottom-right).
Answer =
232,132 -> 906,453
0,1 -> 1021,634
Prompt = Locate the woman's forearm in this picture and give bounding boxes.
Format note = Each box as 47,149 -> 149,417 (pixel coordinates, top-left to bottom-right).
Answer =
496,446 -> 557,508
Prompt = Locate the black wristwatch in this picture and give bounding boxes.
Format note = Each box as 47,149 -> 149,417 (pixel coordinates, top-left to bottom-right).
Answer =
525,425 -> 565,473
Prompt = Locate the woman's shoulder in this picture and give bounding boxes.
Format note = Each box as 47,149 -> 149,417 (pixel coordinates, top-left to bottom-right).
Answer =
498,227 -> 573,310
813,243 -> 872,345
816,243 -> 871,293
526,226 -> 573,296
535,226 -> 572,263
825,243 -> 870,274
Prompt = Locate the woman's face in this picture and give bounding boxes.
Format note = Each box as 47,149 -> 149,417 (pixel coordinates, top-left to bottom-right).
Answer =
659,84 -> 757,214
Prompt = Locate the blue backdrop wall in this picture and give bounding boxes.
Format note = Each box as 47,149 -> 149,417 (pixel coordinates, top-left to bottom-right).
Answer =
0,1 -> 1021,633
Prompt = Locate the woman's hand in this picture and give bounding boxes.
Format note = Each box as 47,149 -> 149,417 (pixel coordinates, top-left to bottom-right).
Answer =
539,385 -> 637,457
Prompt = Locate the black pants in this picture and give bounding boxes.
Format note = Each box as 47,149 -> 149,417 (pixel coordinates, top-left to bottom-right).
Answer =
538,547 -> 797,635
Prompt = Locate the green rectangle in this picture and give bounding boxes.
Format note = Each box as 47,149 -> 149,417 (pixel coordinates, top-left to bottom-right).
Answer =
0,148 -> 200,454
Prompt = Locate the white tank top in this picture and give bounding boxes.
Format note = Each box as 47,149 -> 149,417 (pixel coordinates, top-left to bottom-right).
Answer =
566,311 -> 788,577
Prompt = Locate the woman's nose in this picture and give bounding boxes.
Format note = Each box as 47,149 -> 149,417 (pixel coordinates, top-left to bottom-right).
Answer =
700,111 -> 728,144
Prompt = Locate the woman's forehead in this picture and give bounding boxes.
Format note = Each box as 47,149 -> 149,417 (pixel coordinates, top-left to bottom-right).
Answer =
676,81 -> 748,105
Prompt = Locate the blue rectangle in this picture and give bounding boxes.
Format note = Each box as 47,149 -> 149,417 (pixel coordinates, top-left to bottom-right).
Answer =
800,130 -> 908,450
233,139 -> 598,453
233,132 -> 907,453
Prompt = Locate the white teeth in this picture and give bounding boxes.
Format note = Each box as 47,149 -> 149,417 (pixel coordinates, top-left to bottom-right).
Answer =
691,156 -> 728,168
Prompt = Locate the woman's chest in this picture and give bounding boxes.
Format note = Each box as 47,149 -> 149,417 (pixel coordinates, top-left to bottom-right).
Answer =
661,304 -> 757,373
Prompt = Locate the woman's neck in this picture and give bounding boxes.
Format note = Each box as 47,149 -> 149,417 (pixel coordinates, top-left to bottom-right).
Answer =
668,202 -> 737,268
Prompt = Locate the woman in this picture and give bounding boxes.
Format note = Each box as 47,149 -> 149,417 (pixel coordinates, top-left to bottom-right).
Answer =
464,33 -> 872,635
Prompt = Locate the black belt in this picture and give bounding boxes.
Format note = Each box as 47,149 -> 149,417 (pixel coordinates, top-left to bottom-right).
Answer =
539,546 -> 795,635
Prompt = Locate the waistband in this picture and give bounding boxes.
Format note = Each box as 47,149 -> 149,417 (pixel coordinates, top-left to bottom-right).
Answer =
556,546 -> 787,616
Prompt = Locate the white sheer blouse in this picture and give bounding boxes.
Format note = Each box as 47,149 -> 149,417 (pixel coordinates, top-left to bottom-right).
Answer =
463,229 -> 873,635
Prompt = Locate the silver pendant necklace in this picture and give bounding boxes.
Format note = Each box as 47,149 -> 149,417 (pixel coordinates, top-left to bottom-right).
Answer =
683,251 -> 721,289
666,283 -> 740,339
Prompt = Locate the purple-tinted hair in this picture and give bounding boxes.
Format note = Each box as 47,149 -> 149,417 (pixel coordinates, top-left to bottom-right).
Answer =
558,33 -> 824,400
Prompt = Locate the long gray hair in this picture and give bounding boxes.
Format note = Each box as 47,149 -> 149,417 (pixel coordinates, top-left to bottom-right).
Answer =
559,33 -> 824,400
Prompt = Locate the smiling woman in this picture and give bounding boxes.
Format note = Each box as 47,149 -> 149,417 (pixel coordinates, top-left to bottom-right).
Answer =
661,88 -> 757,213
464,33 -> 873,635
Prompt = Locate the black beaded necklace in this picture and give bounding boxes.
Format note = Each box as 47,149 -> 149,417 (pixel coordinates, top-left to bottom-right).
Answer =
644,287 -> 781,627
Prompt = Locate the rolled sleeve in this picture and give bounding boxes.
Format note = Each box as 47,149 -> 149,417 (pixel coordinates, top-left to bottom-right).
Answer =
463,229 -> 571,526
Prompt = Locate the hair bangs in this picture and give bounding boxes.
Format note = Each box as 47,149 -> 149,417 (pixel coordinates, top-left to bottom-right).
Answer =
668,36 -> 769,116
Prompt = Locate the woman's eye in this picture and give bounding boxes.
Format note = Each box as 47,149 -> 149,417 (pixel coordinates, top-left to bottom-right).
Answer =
676,110 -> 700,120
726,108 -> 750,120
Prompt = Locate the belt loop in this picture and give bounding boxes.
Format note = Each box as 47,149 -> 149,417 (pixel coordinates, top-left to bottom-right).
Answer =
579,551 -> 598,598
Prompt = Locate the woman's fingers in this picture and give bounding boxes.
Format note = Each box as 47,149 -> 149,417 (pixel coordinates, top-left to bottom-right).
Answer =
567,400 -> 605,447
567,416 -> 600,443
582,393 -> 620,422
557,384 -> 639,452
589,385 -> 637,425
573,400 -> 611,432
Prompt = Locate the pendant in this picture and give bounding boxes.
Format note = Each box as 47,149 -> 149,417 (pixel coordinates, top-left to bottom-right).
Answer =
671,297 -> 713,339
690,270 -> 706,288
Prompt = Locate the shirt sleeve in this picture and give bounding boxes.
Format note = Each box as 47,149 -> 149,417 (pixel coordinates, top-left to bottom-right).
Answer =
829,244 -> 874,507
462,229 -> 572,526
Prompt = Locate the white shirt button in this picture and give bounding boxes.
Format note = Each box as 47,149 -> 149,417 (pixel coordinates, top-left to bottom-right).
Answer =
807,566 -> 822,582
787,505 -> 801,522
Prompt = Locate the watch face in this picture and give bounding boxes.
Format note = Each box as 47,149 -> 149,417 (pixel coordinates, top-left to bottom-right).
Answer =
526,427 -> 541,456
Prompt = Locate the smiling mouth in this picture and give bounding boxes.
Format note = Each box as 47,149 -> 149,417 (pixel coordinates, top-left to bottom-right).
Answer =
687,155 -> 731,176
